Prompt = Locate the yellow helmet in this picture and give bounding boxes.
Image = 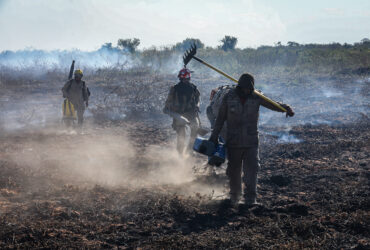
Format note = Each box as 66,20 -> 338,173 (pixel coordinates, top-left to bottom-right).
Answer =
74,69 -> 83,77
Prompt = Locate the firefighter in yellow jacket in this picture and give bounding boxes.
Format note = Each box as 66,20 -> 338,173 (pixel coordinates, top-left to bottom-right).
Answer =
62,69 -> 89,126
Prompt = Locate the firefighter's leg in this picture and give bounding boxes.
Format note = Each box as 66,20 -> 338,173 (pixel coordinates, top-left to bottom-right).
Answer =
76,107 -> 85,126
186,117 -> 200,153
64,118 -> 72,127
176,125 -> 186,155
226,148 -> 244,203
63,99 -> 71,127
242,146 -> 260,204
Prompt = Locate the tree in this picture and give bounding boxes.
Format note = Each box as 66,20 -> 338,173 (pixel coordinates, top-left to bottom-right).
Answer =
275,41 -> 282,47
117,38 -> 141,53
173,38 -> 205,51
99,42 -> 121,52
361,38 -> 370,44
101,43 -> 114,50
219,36 -> 238,51
287,41 -> 300,47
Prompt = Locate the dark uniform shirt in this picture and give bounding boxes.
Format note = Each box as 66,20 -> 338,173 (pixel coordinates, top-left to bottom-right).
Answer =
164,81 -> 200,119
212,88 -> 284,147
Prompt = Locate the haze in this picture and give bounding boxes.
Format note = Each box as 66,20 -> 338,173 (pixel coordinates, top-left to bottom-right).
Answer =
0,0 -> 369,51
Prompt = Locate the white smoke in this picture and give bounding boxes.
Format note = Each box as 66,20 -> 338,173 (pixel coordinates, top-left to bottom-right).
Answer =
0,47 -> 134,71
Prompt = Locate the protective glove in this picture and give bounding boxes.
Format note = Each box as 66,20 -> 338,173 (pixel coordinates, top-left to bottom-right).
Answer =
281,104 -> 294,117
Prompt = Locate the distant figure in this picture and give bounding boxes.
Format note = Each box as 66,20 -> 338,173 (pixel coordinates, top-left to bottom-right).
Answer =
209,73 -> 294,206
163,68 -> 200,155
62,69 -> 89,126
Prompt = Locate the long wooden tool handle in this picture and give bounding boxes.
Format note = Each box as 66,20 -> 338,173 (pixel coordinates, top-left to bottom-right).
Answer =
68,60 -> 75,81
192,56 -> 287,112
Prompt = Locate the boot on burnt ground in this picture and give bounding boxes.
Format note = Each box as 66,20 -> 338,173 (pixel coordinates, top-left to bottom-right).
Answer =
243,195 -> 259,206
229,193 -> 242,207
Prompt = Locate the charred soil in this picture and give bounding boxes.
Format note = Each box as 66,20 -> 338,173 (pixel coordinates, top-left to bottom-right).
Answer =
0,74 -> 369,249
0,119 -> 369,249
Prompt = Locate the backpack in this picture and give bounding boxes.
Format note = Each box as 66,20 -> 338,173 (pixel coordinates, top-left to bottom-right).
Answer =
173,82 -> 198,113
210,85 -> 233,117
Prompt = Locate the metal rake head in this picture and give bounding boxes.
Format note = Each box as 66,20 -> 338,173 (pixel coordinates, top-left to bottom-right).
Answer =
183,44 -> 197,66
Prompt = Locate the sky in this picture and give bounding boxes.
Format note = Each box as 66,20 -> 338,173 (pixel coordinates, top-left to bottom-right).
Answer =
0,0 -> 369,51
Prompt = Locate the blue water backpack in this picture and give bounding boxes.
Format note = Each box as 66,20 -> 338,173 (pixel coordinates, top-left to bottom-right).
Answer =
193,136 -> 226,166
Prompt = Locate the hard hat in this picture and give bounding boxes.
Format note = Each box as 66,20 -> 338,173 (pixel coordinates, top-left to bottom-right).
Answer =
74,69 -> 83,77
178,68 -> 191,79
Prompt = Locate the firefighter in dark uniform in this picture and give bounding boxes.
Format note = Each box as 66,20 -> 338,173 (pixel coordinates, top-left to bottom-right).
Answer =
209,73 -> 294,205
164,68 -> 200,155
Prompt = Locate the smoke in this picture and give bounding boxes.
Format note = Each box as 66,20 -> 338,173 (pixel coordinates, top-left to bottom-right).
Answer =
194,75 -> 369,147
266,131 -> 303,144
0,93 -> 61,132
254,78 -> 369,128
0,47 -> 134,71
0,55 -> 367,205
321,87 -> 343,98
0,47 -> 185,80
1,49 -> 368,153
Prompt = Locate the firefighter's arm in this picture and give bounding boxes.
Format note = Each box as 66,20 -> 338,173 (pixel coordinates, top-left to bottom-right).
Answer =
194,88 -> 201,111
260,97 -> 294,117
82,81 -> 89,107
62,81 -> 70,98
209,96 -> 227,144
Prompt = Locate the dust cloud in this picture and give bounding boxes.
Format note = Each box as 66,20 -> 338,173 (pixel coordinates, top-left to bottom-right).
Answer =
5,125 -> 203,193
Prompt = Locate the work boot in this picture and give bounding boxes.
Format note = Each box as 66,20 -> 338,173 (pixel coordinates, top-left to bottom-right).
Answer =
244,196 -> 258,206
230,193 -> 241,207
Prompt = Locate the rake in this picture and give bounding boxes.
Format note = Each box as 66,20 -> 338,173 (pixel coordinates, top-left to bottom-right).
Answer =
183,44 -> 287,112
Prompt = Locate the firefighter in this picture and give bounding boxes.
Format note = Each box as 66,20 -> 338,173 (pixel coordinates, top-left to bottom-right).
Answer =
209,73 -> 294,205
62,69 -> 89,126
163,68 -> 200,155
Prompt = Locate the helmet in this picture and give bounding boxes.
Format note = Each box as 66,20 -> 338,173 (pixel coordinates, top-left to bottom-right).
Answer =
74,69 -> 83,77
178,68 -> 191,79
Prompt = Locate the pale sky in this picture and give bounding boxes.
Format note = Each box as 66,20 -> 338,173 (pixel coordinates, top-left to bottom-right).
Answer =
0,0 -> 369,51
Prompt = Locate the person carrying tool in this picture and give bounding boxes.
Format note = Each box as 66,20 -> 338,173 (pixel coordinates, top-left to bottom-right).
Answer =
209,73 -> 294,206
163,68 -> 200,155
62,69 -> 89,127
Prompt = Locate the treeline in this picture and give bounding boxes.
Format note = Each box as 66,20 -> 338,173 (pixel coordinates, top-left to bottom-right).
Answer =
1,36 -> 369,78
109,36 -> 370,77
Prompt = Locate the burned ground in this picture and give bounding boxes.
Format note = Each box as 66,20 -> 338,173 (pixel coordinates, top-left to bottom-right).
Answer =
0,72 -> 369,249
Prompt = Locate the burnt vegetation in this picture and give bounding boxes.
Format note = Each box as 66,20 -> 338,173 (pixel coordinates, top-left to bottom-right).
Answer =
0,39 -> 369,249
